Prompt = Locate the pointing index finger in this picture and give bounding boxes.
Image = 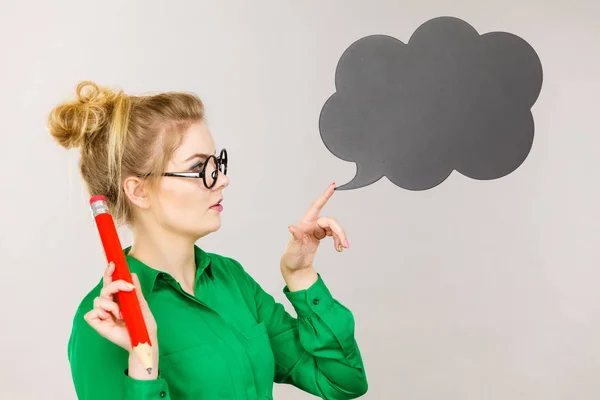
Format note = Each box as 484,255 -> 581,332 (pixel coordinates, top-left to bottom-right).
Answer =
302,182 -> 336,221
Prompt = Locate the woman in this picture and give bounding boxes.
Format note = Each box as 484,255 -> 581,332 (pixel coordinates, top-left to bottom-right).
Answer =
49,81 -> 368,399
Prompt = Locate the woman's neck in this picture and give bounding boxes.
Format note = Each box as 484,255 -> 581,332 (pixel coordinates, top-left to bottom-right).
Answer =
128,223 -> 198,294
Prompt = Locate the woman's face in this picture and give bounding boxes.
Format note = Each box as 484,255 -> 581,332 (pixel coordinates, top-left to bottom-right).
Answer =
149,120 -> 229,240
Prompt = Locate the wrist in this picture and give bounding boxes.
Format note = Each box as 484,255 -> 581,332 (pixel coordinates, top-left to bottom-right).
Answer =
281,266 -> 318,292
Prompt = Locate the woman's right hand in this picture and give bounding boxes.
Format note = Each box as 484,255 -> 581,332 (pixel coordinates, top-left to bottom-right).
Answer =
83,262 -> 157,352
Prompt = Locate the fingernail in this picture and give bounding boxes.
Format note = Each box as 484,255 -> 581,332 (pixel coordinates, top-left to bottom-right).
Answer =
345,239 -> 350,248
126,282 -> 135,290
338,244 -> 343,252
119,311 -> 123,319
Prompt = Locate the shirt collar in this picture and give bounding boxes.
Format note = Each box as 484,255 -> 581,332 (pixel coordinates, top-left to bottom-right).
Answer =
123,245 -> 212,298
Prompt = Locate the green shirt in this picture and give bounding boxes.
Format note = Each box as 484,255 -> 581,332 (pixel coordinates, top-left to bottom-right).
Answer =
68,246 -> 368,399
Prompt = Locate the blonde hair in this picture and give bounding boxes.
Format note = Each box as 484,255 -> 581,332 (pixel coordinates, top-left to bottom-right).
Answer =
48,81 -> 205,225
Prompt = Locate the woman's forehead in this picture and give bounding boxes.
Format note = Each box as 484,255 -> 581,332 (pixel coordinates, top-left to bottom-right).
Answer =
171,122 -> 215,164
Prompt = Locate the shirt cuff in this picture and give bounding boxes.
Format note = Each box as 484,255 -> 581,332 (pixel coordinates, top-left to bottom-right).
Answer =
124,370 -> 171,399
284,274 -> 335,318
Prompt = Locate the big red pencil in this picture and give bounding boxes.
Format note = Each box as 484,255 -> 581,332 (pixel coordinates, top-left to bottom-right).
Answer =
89,195 -> 153,374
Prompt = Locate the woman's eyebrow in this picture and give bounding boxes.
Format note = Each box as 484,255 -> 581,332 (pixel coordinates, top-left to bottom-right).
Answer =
183,151 -> 216,162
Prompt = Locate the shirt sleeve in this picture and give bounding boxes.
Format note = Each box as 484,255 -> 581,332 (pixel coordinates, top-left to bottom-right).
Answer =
230,260 -> 368,399
68,299 -> 172,399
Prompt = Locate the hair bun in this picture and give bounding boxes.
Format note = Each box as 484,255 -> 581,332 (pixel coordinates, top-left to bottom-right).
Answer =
48,81 -> 121,149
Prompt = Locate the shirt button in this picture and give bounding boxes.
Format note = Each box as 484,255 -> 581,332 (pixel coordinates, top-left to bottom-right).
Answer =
312,298 -> 319,305
159,391 -> 166,398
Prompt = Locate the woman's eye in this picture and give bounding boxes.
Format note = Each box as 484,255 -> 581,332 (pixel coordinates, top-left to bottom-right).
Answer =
190,163 -> 204,172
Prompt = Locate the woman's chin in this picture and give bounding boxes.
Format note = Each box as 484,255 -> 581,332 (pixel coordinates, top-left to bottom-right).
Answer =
194,220 -> 222,238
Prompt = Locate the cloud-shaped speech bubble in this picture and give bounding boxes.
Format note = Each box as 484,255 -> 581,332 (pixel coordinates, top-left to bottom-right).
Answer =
319,16 -> 543,191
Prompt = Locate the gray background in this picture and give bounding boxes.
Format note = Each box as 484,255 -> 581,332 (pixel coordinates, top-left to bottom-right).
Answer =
1,0 -> 600,399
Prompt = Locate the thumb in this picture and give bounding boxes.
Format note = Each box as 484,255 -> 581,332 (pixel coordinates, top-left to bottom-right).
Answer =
131,273 -> 157,334
131,273 -> 148,308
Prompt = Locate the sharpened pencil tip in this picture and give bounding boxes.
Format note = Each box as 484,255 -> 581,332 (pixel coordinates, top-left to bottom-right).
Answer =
147,368 -> 152,374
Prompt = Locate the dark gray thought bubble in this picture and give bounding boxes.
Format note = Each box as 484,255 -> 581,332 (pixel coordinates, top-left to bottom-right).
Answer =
319,16 -> 543,191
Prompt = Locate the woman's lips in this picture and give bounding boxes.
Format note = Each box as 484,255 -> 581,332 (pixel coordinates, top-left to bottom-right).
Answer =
210,199 -> 223,212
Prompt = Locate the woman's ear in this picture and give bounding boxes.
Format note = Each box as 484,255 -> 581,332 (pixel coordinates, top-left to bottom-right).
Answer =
123,176 -> 151,210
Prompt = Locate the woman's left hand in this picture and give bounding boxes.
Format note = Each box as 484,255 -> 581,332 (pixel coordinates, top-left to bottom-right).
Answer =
280,183 -> 349,274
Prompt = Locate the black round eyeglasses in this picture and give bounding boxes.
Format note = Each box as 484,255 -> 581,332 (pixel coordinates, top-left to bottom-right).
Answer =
162,148 -> 228,189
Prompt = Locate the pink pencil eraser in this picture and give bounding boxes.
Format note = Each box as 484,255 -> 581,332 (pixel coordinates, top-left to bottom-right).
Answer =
89,195 -> 107,204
